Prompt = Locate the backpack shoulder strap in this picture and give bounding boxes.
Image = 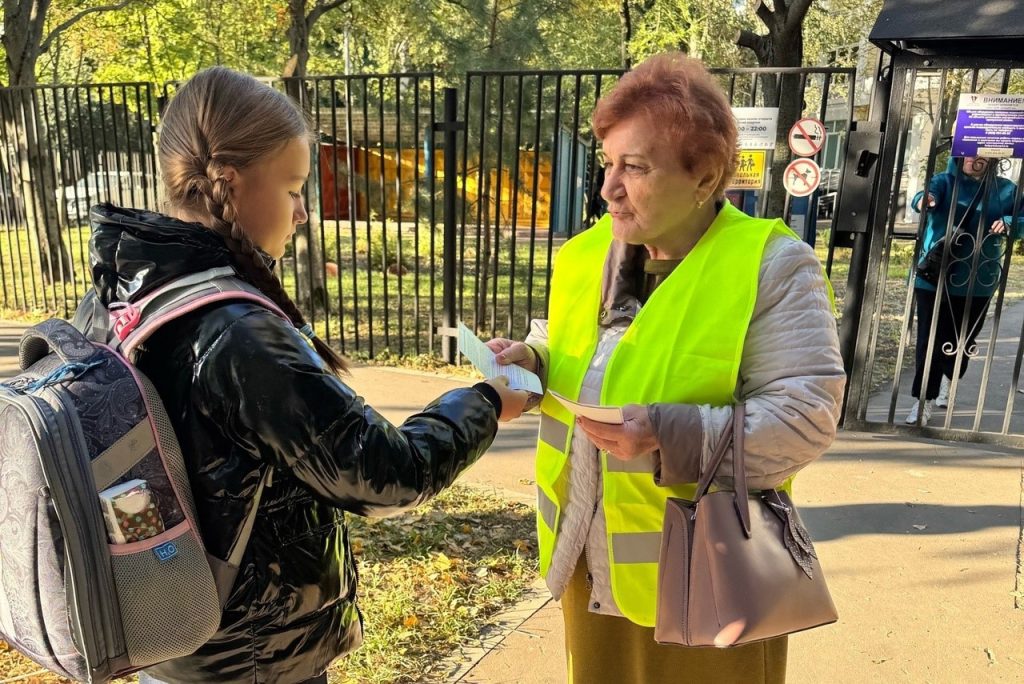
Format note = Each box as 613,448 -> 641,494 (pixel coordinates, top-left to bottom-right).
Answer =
111,267 -> 290,362
87,267 -> 287,607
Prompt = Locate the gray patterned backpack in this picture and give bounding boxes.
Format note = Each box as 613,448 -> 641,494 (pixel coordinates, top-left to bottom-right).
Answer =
0,268 -> 284,682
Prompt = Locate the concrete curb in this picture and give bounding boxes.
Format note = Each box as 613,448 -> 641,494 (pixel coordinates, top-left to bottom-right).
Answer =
441,578 -> 553,684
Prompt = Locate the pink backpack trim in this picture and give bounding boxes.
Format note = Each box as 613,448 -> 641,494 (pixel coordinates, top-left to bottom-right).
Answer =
120,291 -> 290,360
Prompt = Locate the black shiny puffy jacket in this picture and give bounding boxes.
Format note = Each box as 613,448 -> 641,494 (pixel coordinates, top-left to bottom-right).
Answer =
86,205 -> 498,682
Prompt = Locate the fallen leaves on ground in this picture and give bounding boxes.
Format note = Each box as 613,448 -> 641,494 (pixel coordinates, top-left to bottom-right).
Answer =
331,485 -> 538,684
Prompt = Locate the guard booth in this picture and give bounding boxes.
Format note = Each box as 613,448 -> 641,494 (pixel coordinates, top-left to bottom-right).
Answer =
839,0 -> 1024,447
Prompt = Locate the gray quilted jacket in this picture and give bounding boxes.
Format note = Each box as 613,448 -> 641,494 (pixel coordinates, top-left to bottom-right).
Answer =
527,232 -> 846,613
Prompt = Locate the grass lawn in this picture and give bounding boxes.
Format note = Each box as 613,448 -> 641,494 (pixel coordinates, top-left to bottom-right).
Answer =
0,486 -> 539,684
277,219 -> 562,358
0,221 -> 562,358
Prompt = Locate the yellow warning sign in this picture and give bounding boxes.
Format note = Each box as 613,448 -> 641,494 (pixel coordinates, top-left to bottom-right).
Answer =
729,150 -> 766,190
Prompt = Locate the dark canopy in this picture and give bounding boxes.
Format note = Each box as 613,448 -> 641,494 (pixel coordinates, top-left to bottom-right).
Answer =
870,0 -> 1024,60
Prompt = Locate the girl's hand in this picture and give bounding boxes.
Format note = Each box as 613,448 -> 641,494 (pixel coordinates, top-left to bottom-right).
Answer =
484,376 -> 529,421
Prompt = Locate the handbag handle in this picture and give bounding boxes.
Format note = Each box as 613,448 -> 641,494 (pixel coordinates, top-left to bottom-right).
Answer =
693,404 -> 752,538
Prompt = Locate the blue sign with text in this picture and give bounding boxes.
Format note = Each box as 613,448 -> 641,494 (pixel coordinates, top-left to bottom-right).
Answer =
952,94 -> 1024,159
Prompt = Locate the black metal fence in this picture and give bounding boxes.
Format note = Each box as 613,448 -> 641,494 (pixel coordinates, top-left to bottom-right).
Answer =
0,66 -> 857,362
450,66 -> 857,355
0,83 -> 160,316
281,74 -> 440,358
454,70 -> 620,348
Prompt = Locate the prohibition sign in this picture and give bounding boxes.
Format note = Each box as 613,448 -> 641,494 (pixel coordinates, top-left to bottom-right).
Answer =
783,158 -> 821,197
788,117 -> 826,157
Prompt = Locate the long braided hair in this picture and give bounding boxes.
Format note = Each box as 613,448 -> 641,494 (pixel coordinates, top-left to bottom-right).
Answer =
158,66 -> 347,374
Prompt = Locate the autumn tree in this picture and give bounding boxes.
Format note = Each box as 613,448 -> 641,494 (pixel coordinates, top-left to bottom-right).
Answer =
733,0 -> 813,219
283,0 -> 353,78
2,0 -> 138,282
629,0 -> 747,66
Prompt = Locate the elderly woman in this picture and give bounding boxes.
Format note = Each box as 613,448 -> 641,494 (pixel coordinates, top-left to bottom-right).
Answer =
488,52 -> 845,682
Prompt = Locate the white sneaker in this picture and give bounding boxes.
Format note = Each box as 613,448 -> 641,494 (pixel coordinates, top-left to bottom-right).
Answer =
935,376 -> 950,408
905,400 -> 934,425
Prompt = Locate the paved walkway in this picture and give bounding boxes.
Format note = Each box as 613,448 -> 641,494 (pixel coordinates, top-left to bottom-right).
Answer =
3,321 -> 1023,683
865,300 -> 1024,434
0,320 -> 23,377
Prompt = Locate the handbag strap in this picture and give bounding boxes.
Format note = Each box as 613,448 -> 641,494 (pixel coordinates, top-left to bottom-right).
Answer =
731,405 -> 752,537
694,410 -> 732,499
694,404 -> 752,538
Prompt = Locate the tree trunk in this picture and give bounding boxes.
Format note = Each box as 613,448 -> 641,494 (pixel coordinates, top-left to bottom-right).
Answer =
767,62 -> 803,221
620,0 -> 632,69
3,8 -> 71,287
735,1 -> 809,222
2,88 -> 70,287
292,210 -> 327,317
282,1 -> 325,314
284,0 -> 311,79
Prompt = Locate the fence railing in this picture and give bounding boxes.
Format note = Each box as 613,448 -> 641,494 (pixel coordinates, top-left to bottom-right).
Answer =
0,83 -> 160,317
0,67 -> 858,361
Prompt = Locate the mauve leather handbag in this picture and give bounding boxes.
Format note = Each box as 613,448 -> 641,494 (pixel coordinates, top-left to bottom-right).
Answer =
654,404 -> 838,648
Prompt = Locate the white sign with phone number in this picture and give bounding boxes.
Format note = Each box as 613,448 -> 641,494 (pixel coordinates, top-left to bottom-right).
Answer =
732,107 -> 779,150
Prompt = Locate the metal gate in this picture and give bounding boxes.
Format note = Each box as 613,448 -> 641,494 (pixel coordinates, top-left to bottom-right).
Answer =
843,53 -> 1024,447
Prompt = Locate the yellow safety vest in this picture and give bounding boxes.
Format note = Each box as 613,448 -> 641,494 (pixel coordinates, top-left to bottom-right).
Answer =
535,203 -> 797,627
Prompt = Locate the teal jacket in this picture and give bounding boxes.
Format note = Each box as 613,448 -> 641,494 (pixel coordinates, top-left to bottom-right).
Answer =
913,158 -> 1024,297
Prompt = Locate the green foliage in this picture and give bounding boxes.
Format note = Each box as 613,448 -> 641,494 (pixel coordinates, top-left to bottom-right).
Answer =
803,0 -> 883,67
629,0 -> 749,66
19,0 -> 889,86
36,0 -> 288,84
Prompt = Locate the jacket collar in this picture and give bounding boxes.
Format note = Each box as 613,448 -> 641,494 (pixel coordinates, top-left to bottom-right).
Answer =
89,203 -> 236,305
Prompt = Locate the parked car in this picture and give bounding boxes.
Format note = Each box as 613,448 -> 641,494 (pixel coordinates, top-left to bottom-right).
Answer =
60,170 -> 145,221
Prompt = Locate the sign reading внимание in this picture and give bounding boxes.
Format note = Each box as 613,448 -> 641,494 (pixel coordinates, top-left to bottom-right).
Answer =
952,93 -> 1024,159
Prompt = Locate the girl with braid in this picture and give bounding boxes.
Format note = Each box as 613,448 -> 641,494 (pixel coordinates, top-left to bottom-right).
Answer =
84,66 -> 527,683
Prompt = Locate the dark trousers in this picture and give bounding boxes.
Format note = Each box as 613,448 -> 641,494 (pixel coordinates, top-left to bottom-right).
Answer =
912,287 -> 991,400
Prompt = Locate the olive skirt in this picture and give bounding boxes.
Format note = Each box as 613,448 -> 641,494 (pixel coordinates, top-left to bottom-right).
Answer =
561,557 -> 788,683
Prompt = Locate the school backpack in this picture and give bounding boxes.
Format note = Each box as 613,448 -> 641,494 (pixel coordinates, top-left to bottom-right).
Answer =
0,267 -> 284,682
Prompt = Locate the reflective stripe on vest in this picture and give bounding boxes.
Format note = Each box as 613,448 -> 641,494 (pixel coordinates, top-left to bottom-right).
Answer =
535,204 -> 800,627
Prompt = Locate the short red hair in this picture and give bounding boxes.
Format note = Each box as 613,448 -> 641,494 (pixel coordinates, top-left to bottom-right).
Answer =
593,52 -> 738,197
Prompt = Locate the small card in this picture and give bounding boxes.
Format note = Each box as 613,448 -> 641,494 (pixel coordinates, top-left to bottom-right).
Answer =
548,390 -> 624,424
457,322 -> 543,394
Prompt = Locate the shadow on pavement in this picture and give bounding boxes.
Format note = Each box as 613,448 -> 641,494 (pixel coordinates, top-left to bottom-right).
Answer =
801,502 -> 1019,541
